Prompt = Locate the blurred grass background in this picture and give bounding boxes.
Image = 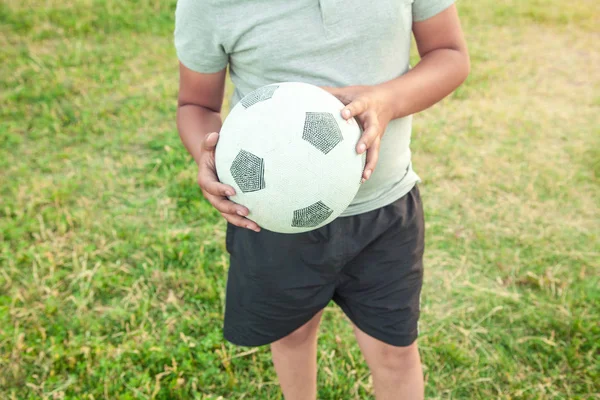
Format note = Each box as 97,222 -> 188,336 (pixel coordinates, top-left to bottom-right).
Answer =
1,0 -> 599,398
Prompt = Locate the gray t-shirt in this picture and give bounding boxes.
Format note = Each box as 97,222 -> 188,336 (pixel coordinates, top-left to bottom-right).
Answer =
175,0 -> 454,216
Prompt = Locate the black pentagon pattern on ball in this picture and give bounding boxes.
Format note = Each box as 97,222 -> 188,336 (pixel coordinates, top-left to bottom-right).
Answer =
292,201 -> 334,228
240,85 -> 279,108
230,150 -> 265,193
302,112 -> 343,154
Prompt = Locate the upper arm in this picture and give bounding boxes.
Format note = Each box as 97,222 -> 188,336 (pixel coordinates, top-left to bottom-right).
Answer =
174,0 -> 228,112
178,62 -> 226,113
412,4 -> 468,59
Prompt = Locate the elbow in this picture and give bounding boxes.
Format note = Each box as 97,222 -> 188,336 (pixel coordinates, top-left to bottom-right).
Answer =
459,49 -> 471,85
463,53 -> 471,82
177,101 -> 221,114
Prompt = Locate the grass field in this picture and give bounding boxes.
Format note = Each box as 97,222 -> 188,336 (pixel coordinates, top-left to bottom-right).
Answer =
1,0 -> 599,398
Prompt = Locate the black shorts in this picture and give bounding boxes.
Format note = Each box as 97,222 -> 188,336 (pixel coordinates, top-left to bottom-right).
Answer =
223,185 -> 425,347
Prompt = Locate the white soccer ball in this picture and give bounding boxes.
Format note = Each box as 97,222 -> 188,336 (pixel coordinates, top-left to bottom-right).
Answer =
215,82 -> 365,233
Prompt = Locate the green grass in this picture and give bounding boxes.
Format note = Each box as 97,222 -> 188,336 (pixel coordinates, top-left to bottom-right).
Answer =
1,0 -> 599,398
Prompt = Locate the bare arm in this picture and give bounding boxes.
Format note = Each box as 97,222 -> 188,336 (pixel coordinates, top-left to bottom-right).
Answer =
382,4 -> 470,119
324,5 -> 470,180
176,63 -> 260,231
176,64 -> 225,164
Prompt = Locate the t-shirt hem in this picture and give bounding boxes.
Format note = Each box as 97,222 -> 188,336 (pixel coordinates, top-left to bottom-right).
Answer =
339,175 -> 421,217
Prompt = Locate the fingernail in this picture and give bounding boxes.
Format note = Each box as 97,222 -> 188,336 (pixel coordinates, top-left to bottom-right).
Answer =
237,210 -> 246,216
357,143 -> 366,153
343,109 -> 351,118
226,190 -> 235,196
364,169 -> 372,180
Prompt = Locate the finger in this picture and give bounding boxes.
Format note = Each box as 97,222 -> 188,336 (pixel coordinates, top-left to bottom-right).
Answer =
205,193 -> 250,217
362,137 -> 381,182
341,98 -> 368,120
221,212 -> 261,232
201,179 -> 237,197
202,132 -> 219,152
197,157 -> 232,195
356,115 -> 380,154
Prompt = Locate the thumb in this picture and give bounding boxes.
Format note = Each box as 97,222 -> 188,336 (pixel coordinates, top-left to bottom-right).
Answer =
341,98 -> 368,120
202,132 -> 219,152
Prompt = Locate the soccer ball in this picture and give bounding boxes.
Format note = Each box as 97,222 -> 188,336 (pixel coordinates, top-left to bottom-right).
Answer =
215,82 -> 365,233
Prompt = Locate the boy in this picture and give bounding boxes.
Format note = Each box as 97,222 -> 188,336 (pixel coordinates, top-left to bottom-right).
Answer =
175,1 -> 469,398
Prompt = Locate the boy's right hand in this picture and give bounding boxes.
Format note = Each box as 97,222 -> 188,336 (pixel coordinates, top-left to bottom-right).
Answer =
197,132 -> 261,232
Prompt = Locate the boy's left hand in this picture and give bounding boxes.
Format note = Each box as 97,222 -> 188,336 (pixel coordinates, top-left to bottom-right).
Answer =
322,85 -> 393,182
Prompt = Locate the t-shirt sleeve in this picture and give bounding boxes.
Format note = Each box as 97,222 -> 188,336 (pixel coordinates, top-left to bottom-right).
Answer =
412,0 -> 456,22
174,0 -> 228,73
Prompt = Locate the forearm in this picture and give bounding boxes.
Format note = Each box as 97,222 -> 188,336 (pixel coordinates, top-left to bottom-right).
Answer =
380,47 -> 470,119
177,104 -> 222,165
